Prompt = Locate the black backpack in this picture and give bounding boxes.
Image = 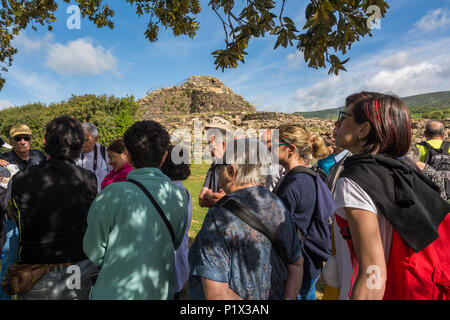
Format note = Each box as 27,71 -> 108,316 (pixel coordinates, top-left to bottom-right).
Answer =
310,164 -> 328,182
285,166 -> 334,269
419,141 -> 450,179
418,141 -> 450,200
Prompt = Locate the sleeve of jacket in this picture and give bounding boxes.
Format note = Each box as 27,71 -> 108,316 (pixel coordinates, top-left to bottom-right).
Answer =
83,186 -> 115,266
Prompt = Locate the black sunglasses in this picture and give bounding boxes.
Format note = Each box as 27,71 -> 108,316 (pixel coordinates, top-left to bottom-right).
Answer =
338,111 -> 354,123
13,135 -> 32,142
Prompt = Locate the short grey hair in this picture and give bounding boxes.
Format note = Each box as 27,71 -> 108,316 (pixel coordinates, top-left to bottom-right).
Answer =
82,123 -> 98,138
220,138 -> 270,186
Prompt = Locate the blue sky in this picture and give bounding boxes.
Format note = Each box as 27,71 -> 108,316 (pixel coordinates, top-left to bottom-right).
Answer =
0,0 -> 449,112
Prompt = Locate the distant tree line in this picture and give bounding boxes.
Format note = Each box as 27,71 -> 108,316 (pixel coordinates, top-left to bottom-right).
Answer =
0,94 -> 139,151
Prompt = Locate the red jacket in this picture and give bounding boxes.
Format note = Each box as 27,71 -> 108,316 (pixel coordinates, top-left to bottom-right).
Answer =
101,162 -> 132,190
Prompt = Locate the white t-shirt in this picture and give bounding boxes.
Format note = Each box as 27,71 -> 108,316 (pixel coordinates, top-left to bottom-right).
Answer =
266,163 -> 285,192
334,177 -> 393,300
75,144 -> 111,192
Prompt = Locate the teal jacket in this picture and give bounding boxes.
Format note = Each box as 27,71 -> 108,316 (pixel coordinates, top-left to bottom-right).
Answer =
83,168 -> 188,300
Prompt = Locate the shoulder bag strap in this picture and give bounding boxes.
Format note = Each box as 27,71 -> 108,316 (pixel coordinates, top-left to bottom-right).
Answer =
440,141 -> 450,155
286,166 -> 316,179
128,179 -> 176,246
215,195 -> 290,266
100,145 -> 107,162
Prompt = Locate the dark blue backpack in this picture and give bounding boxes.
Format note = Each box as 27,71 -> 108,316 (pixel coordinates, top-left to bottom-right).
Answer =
287,166 -> 335,269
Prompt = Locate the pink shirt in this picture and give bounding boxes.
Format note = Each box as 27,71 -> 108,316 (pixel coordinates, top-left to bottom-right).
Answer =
101,162 -> 133,190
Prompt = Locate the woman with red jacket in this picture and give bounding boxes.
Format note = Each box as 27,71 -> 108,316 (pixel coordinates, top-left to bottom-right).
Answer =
333,92 -> 450,300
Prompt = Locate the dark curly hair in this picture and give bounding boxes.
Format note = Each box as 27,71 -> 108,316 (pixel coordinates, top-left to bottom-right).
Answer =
161,145 -> 191,181
44,115 -> 84,161
123,120 -> 170,168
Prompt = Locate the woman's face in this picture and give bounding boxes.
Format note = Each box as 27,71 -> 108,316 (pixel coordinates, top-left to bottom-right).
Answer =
334,104 -> 367,155
108,150 -> 128,173
275,143 -> 291,169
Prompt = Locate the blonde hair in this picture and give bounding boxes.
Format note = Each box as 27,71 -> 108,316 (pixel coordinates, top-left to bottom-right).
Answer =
278,124 -> 329,164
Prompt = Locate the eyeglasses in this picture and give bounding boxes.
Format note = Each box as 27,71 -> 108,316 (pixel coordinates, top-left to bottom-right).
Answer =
13,135 -> 31,142
338,111 -> 354,123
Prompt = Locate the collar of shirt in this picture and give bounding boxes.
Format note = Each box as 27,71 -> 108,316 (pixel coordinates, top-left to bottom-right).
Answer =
127,167 -> 170,182
334,150 -> 349,163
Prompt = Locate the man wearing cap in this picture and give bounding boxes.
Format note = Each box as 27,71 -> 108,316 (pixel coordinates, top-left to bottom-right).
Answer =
0,124 -> 46,171
0,124 -> 46,300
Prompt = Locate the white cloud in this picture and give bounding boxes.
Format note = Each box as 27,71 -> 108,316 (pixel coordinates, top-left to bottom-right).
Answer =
377,51 -> 417,70
286,51 -> 304,69
13,32 -> 53,52
292,37 -> 450,112
45,38 -> 119,76
364,61 -> 449,97
0,100 -> 12,110
295,76 -> 348,111
411,8 -> 450,33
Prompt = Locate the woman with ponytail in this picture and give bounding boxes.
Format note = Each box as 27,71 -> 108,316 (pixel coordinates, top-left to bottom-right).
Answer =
273,124 -> 334,300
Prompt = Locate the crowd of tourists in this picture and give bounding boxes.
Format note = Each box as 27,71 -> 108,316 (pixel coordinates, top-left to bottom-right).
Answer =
0,91 -> 449,300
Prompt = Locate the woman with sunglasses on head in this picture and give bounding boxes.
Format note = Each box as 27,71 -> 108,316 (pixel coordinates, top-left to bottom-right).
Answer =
273,124 -> 334,300
333,92 -> 450,300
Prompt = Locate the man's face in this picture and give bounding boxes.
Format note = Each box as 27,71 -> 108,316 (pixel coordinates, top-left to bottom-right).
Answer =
11,135 -> 32,154
209,135 -> 226,160
262,129 -> 273,152
82,131 -> 97,153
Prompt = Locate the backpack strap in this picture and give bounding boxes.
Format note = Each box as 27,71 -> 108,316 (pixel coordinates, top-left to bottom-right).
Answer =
100,145 -> 107,163
440,141 -> 450,155
128,179 -> 176,247
215,195 -> 290,266
286,166 -> 316,179
334,214 -> 359,299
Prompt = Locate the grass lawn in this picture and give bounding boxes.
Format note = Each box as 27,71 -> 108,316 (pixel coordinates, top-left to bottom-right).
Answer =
182,162 -> 211,243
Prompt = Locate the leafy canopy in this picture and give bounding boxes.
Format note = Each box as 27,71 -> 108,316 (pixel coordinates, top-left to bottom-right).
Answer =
0,0 -> 389,90
0,94 -> 140,150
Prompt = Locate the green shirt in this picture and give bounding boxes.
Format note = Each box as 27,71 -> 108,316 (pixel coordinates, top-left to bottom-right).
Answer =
417,139 -> 450,162
83,168 -> 188,300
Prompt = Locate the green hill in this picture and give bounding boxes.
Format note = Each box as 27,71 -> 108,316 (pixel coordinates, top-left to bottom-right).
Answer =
297,91 -> 450,120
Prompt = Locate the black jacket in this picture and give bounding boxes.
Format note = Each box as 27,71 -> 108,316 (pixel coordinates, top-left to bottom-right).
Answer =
11,159 -> 98,264
0,149 -> 46,172
341,154 -> 450,252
